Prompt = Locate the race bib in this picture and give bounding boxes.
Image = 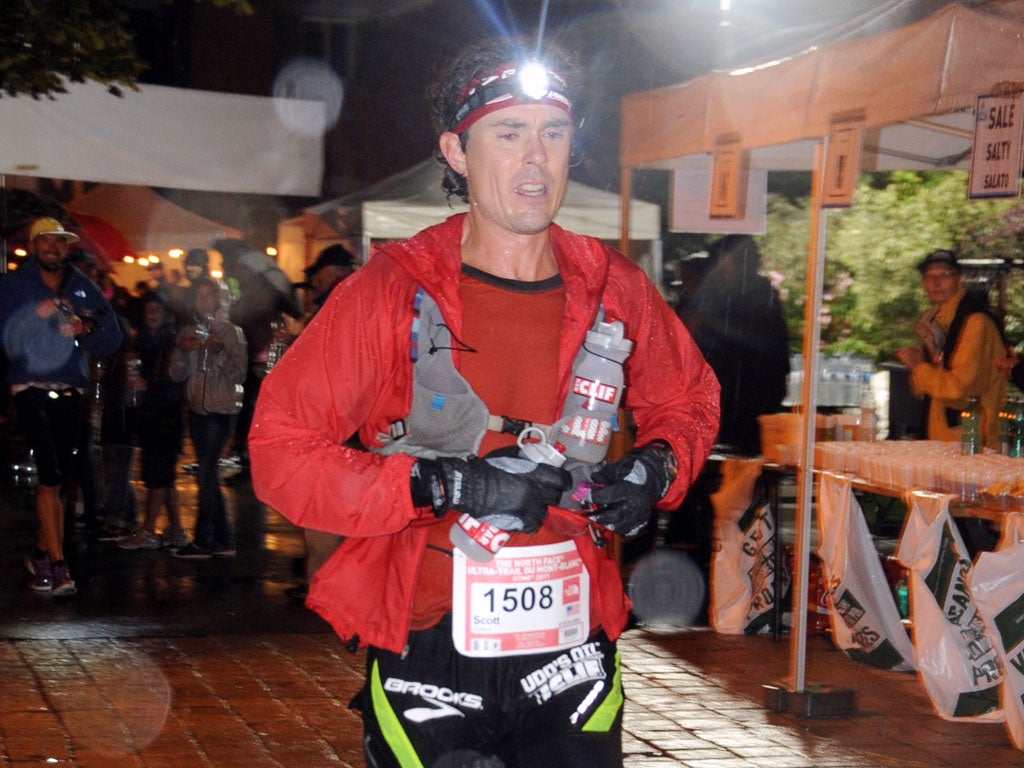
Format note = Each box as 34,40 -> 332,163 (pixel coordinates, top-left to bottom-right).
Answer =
452,540 -> 590,658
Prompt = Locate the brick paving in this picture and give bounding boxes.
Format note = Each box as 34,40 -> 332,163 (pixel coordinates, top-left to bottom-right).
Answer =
0,443 -> 1022,766
4,627 -> 1022,767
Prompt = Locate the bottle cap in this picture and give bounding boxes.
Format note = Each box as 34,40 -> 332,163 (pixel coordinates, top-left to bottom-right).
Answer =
521,440 -> 567,467
586,320 -> 634,357
517,426 -> 567,467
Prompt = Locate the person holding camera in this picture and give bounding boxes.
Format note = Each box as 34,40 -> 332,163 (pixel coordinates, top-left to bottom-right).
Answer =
169,277 -> 247,560
0,218 -> 122,596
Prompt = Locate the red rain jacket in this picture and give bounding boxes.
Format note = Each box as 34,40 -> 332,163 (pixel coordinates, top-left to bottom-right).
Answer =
250,215 -> 720,652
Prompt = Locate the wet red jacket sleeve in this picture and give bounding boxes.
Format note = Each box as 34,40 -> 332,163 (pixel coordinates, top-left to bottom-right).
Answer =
601,251 -> 720,509
249,255 -> 425,537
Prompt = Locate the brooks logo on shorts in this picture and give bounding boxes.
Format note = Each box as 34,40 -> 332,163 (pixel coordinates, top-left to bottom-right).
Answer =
384,677 -> 484,722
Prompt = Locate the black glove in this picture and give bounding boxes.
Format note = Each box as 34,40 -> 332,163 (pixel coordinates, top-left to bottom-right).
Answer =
585,441 -> 678,537
411,453 -> 571,534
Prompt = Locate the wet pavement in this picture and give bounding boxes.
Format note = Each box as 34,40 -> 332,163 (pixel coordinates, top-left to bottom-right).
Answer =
1,436 -> 1022,767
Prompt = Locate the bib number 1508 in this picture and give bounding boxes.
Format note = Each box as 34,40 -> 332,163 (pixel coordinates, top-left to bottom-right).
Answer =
483,585 -> 554,614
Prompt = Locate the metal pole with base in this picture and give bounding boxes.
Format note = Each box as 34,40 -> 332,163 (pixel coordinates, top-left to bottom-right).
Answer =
762,139 -> 856,719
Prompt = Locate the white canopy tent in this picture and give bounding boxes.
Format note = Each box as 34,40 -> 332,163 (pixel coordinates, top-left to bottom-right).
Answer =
276,159 -> 663,284
619,0 -> 1024,704
0,79 -> 324,196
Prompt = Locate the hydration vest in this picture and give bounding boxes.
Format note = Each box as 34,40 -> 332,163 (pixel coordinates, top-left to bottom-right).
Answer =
372,287 -> 624,470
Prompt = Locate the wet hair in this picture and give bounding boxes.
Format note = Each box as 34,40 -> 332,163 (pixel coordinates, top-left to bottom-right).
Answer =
427,35 -> 583,203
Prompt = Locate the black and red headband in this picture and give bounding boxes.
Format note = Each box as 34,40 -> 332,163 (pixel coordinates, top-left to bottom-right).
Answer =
449,61 -> 573,134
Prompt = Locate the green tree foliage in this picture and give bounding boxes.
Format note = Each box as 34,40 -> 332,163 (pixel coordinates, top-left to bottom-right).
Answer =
0,0 -> 252,99
756,170 -> 1023,363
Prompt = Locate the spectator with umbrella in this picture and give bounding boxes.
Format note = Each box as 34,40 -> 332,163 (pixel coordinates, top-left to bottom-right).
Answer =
214,238 -> 302,478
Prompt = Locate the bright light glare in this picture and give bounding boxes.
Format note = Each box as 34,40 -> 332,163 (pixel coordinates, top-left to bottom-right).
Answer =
519,62 -> 550,100
169,249 -> 184,259
14,247 -> 27,257
265,246 -> 278,257
138,257 -> 150,267
211,269 -> 223,279
124,255 -> 136,264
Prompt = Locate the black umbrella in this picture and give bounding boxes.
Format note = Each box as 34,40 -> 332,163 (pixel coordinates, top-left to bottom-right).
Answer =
214,238 -> 302,319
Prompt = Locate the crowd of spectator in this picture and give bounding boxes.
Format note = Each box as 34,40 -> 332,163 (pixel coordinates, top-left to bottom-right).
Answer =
0,226 -> 352,594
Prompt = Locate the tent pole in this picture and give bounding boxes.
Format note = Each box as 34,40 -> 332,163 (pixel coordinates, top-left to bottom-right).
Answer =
619,166 -> 632,257
789,140 -> 828,692
765,137 -> 852,717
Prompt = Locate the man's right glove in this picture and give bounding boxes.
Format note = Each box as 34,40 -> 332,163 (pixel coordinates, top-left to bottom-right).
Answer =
411,453 -> 571,534
585,441 -> 678,537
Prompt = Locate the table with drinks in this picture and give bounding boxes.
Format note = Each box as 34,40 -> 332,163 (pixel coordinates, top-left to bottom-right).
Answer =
805,437 -> 1024,742
815,439 -> 1024,515
756,432 -> 1022,640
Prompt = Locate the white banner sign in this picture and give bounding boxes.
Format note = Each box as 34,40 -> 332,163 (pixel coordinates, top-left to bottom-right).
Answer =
969,93 -> 1024,200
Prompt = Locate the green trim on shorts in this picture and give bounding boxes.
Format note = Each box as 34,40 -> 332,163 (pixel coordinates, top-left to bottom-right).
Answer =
370,658 -> 424,768
582,650 -> 623,732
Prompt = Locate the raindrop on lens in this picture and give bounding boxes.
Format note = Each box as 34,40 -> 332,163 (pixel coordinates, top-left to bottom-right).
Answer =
272,58 -> 344,137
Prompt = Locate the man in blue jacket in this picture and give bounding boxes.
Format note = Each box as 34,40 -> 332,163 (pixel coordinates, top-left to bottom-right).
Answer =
0,217 -> 123,596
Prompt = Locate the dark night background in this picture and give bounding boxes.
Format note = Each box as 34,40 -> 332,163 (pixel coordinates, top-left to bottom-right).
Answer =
118,0 -> 956,207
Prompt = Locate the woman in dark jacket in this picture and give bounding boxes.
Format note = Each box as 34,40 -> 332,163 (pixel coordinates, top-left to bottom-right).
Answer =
118,292 -> 189,551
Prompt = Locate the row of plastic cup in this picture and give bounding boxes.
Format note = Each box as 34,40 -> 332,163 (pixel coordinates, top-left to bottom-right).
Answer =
814,440 -> 1024,502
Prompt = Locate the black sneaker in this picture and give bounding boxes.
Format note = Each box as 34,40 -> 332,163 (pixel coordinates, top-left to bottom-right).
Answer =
172,543 -> 212,560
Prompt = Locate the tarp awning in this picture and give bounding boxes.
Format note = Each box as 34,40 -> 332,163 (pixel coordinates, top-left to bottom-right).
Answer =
0,80 -> 324,195
621,0 -> 1024,172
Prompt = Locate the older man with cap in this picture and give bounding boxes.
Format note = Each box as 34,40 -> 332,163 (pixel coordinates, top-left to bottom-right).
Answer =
0,217 -> 123,596
896,248 -> 1006,449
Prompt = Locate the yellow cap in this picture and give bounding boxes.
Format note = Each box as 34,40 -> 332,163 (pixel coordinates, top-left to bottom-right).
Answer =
29,217 -> 79,243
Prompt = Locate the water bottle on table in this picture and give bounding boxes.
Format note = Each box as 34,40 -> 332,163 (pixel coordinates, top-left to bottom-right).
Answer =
960,396 -> 981,456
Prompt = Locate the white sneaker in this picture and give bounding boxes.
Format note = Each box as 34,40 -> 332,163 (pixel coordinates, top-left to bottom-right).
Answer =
118,529 -> 162,550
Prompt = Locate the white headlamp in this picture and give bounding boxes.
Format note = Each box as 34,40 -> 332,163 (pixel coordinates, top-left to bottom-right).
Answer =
449,60 -> 572,134
517,61 -> 551,100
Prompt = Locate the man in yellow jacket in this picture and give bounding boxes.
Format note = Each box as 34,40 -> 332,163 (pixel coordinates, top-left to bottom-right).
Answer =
895,249 -> 1006,450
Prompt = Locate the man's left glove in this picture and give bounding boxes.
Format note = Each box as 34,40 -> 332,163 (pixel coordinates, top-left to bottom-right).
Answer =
585,441 -> 678,537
